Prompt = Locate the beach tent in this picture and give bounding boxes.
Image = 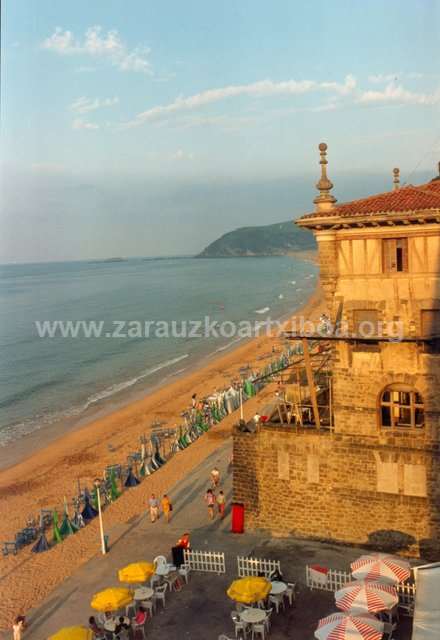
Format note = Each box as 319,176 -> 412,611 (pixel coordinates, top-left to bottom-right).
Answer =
124,469 -> 140,487
411,562 -> 440,640
31,532 -> 50,553
81,497 -> 98,521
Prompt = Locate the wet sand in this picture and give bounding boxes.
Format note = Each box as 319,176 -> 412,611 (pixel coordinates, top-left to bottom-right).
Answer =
0,287 -> 324,630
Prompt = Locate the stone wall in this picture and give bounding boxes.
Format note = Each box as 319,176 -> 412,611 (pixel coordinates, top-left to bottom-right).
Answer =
233,424 -> 440,558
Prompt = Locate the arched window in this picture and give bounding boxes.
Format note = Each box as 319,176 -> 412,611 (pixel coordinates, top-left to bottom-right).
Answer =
380,386 -> 424,429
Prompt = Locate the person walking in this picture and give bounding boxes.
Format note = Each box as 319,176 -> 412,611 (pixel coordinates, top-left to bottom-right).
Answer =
161,494 -> 172,523
217,490 -> 226,519
148,493 -> 160,523
205,488 -> 216,520
12,617 -> 26,640
210,466 -> 220,488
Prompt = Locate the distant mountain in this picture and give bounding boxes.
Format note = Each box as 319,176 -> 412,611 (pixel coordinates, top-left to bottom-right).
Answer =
198,220 -> 316,257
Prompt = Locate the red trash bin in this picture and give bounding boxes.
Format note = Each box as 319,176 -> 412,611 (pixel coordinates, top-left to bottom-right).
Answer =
231,502 -> 245,534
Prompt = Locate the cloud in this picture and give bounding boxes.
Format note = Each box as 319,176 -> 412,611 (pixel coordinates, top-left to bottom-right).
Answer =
72,118 -> 99,130
123,74 -> 357,127
358,82 -> 440,106
70,96 -> 119,114
42,26 -> 152,74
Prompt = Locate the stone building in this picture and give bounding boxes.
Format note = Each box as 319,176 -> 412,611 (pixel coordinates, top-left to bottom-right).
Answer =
233,145 -> 440,556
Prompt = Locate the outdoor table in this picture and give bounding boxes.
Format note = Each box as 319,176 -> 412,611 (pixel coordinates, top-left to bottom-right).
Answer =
134,586 -> 154,601
103,616 -> 130,632
270,580 -> 287,595
240,608 -> 267,624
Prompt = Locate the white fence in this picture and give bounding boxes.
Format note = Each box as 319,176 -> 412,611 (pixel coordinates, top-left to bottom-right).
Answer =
305,565 -> 416,612
184,549 -> 226,574
237,556 -> 281,578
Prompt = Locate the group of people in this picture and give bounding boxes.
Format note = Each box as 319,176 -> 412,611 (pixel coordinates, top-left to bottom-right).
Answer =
89,608 -> 147,638
204,467 -> 226,520
148,493 -> 172,523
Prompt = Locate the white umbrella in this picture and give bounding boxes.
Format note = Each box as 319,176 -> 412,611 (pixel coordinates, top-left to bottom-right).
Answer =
315,611 -> 384,640
335,580 -> 398,614
351,553 -> 410,585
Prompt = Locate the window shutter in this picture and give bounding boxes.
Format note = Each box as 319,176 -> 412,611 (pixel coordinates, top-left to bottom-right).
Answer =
383,239 -> 397,272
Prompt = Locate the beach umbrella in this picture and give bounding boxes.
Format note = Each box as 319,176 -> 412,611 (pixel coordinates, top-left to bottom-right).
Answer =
59,513 -> 78,537
81,497 -> 98,521
350,553 -> 411,585
31,532 -> 50,553
53,510 -> 63,544
315,612 -> 384,640
48,626 -> 93,640
118,562 -> 155,584
91,587 -> 134,612
124,468 -> 140,487
110,470 -> 120,501
335,580 -> 398,614
227,576 -> 271,604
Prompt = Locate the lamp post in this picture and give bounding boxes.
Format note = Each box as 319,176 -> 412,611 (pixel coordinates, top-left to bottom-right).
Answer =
239,383 -> 244,421
94,479 -> 107,555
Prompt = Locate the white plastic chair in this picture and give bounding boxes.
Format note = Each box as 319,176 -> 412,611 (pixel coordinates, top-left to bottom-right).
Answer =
178,563 -> 191,584
153,582 -> 168,609
231,612 -> 249,639
284,581 -> 296,606
268,593 -> 284,613
131,621 -> 146,640
140,599 -> 155,617
251,622 -> 266,640
263,608 -> 273,632
153,555 -> 168,573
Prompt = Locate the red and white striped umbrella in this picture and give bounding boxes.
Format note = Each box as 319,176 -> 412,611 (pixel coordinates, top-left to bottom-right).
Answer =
315,611 -> 384,640
335,580 -> 398,614
351,553 -> 410,585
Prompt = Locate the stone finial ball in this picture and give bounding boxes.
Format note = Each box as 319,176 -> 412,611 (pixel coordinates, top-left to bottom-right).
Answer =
318,142 -> 327,152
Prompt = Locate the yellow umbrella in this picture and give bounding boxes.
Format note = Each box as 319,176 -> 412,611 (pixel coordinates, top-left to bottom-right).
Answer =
90,587 -> 134,612
48,626 -> 93,640
118,562 -> 155,584
227,576 -> 271,604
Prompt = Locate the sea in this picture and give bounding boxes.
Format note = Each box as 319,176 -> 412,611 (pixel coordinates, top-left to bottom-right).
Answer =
0,256 -> 317,448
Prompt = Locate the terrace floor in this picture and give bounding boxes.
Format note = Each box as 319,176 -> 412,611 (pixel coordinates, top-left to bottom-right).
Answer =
4,440 -> 413,640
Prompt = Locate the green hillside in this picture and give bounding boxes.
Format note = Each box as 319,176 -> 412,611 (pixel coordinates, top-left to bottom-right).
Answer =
198,220 -> 316,257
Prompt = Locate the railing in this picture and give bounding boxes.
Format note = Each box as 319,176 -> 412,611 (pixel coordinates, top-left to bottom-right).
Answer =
305,565 -> 416,613
184,549 -> 226,574
237,556 -> 281,578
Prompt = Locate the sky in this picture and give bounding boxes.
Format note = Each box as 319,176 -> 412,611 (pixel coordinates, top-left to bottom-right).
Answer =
1,0 -> 440,263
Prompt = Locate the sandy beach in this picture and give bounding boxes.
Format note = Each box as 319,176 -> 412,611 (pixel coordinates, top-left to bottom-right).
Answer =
0,287 -> 323,629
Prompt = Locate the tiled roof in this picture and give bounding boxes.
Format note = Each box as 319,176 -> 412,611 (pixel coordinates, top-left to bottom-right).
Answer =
300,179 -> 440,220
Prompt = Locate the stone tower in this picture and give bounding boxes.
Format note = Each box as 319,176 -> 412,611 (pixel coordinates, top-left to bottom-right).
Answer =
232,147 -> 440,556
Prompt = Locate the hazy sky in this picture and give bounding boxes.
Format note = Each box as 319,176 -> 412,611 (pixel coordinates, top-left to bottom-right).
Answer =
1,0 -> 440,263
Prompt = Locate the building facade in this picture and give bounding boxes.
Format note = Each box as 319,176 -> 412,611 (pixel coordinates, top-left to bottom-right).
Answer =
233,146 -> 440,557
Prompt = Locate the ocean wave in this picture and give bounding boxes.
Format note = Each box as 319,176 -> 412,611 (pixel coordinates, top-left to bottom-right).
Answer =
254,307 -> 270,314
82,354 -> 189,410
208,337 -> 243,357
0,354 -> 189,447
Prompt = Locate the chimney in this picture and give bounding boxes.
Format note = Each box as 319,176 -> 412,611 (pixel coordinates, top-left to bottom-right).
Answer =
393,167 -> 400,190
313,143 -> 337,213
